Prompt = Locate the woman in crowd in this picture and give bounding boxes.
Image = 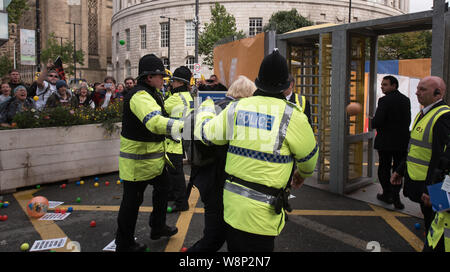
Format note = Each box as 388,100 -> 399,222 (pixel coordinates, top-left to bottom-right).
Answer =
77,85 -> 95,109
0,85 -> 36,127
0,82 -> 12,103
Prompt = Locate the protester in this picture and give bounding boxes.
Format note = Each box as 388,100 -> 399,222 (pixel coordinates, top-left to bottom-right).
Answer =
0,85 -> 36,127
36,60 -> 59,110
45,80 -> 78,108
8,69 -> 29,95
197,75 -> 227,91
0,82 -> 12,102
76,85 -> 95,109
115,83 -> 126,99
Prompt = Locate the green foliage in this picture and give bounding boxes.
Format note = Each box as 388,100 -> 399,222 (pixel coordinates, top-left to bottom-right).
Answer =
6,0 -> 29,24
11,100 -> 123,135
0,54 -> 13,78
198,3 -> 245,69
40,33 -> 85,76
378,31 -> 432,60
263,9 -> 313,34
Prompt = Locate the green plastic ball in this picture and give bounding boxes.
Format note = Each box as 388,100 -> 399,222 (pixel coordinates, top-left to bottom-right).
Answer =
167,206 -> 173,213
119,40 -> 125,45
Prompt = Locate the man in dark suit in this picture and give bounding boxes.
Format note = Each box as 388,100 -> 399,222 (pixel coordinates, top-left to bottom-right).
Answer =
372,75 -> 411,209
391,76 -> 450,235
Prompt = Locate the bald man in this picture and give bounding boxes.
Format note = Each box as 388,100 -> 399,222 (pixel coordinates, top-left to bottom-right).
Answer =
391,76 -> 450,235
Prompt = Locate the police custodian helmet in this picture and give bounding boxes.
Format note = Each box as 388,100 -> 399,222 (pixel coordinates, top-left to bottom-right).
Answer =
171,66 -> 192,84
255,48 -> 290,93
137,54 -> 169,80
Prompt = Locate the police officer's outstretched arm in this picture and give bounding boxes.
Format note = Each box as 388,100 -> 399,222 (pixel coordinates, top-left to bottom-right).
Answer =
194,99 -> 228,146
288,110 -> 319,187
130,91 -> 183,139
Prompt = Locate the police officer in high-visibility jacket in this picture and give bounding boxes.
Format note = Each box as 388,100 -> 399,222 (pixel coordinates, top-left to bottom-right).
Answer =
194,49 -> 319,252
391,76 -> 450,238
115,54 -> 182,252
165,66 -> 194,212
284,74 -> 312,125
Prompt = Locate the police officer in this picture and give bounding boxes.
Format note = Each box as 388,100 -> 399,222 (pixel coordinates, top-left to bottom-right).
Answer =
165,66 -> 194,212
391,76 -> 450,236
283,74 -> 312,125
115,54 -> 182,252
194,49 -> 319,252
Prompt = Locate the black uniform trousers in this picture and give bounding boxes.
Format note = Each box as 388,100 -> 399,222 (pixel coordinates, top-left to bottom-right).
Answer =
115,169 -> 170,249
225,223 -> 275,252
167,153 -> 189,208
377,150 -> 406,200
187,163 -> 226,252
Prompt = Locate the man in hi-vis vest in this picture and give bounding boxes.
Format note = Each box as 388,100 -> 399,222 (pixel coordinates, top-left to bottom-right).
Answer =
115,54 -> 182,252
194,49 -> 318,252
391,76 -> 450,242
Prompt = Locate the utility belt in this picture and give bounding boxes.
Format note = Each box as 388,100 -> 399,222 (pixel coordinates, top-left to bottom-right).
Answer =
226,174 -> 292,214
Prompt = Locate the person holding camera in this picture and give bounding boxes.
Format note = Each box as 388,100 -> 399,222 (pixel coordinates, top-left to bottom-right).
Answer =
91,76 -> 117,108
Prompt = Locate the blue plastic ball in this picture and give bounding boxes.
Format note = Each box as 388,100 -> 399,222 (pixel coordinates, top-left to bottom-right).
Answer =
76,181 -> 80,186
414,223 -> 421,230
68,207 -> 73,212
94,177 -> 99,182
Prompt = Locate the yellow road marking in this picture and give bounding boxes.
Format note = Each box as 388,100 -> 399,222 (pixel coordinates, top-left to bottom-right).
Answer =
164,187 -> 200,252
369,204 -> 424,252
13,189 -> 72,252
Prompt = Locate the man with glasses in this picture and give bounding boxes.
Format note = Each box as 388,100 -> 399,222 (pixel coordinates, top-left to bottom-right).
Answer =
36,60 -> 59,110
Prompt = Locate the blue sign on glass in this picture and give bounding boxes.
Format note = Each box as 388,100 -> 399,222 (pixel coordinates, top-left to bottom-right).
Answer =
198,91 -> 227,103
235,110 -> 274,131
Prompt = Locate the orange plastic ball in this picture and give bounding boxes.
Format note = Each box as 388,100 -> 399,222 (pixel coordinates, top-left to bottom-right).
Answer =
346,102 -> 362,116
27,196 -> 49,218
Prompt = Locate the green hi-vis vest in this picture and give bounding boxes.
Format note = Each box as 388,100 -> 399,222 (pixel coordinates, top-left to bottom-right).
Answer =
294,94 -> 306,112
119,90 -> 183,182
164,92 -> 194,154
195,96 -> 318,236
407,105 -> 450,181
427,211 -> 450,252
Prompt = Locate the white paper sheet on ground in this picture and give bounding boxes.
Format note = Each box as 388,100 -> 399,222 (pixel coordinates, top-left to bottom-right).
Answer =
48,201 -> 64,209
38,213 -> 71,221
30,237 -> 67,252
288,194 -> 296,199
103,238 -> 137,252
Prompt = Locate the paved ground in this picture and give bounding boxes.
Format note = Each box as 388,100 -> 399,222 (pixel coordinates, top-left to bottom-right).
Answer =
0,165 -> 426,253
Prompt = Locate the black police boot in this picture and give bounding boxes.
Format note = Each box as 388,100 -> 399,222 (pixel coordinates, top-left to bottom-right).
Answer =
116,242 -> 147,252
393,195 -> 405,210
150,225 -> 178,240
377,193 -> 393,204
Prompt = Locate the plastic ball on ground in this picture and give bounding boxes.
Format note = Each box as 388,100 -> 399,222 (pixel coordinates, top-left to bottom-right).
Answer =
60,208 -> 66,214
36,185 -> 41,189
180,247 -> 188,252
76,181 -> 80,186
55,208 -> 60,213
27,196 -> 49,218
116,180 -> 121,185
0,203 -> 2,208
20,243 -> 30,251
80,180 -> 85,185
414,223 -> 421,230
76,197 -> 81,203
94,182 -> 99,187
145,248 -> 150,252
61,184 -> 66,189
167,206 -> 173,213
2,215 -> 8,221
2,202 -> 8,208
68,207 -> 73,212
90,220 -> 96,227
105,181 -> 110,186
94,177 -> 99,182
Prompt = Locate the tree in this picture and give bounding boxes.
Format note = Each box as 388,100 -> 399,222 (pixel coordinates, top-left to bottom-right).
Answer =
263,9 -> 313,34
198,3 -> 245,69
378,31 -> 432,60
0,55 -> 13,78
40,33 -> 85,77
6,0 -> 29,24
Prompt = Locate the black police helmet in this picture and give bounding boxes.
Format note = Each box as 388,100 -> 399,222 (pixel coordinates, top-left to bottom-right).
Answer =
172,66 -> 192,84
137,54 -> 168,80
255,49 -> 290,93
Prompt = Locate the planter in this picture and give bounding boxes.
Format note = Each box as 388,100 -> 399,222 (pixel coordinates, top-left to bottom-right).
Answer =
0,123 -> 121,193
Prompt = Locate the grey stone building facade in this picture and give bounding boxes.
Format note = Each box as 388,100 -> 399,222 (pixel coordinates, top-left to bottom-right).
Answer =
111,0 -> 408,83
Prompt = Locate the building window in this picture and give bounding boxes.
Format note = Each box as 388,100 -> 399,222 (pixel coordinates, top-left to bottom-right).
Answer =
125,60 -> 131,77
186,56 -> 195,71
161,22 -> 169,48
140,25 -> 147,49
116,32 -> 119,53
125,29 -> 130,51
162,58 -> 170,70
116,62 -> 120,82
185,20 -> 195,47
249,18 -> 263,36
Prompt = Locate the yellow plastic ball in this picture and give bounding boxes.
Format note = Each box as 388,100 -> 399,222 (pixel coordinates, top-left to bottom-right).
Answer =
33,96 -> 39,101
20,243 -> 30,251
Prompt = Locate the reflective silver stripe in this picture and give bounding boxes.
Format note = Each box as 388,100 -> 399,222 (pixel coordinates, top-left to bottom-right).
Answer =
298,94 -> 303,108
409,138 -> 432,149
296,143 -> 319,163
166,119 -> 175,135
198,106 -> 216,114
299,169 -> 314,176
201,118 -> 214,146
224,181 -> 276,205
120,151 -> 164,160
227,101 -> 239,140
143,110 -> 161,125
273,103 -> 294,155
422,107 -> 450,143
407,155 -> 430,166
179,93 -> 188,119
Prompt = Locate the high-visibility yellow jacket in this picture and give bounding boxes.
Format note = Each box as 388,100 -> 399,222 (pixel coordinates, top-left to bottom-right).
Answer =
427,211 -> 450,252
194,96 -> 318,236
164,88 -> 194,154
119,84 -> 183,182
294,94 -> 306,112
407,105 -> 450,181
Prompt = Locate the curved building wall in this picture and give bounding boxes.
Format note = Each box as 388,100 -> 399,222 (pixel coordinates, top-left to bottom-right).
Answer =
111,0 -> 408,83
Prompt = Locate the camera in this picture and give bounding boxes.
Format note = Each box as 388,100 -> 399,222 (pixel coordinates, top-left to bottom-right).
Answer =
104,83 -> 113,89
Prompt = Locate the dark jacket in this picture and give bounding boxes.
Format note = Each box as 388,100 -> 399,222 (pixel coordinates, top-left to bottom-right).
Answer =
288,93 -> 312,125
372,90 -> 411,151
45,90 -> 78,108
0,97 -> 36,124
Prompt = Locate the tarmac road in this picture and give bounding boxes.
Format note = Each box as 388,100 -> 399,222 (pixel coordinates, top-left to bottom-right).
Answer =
0,165 -> 426,253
